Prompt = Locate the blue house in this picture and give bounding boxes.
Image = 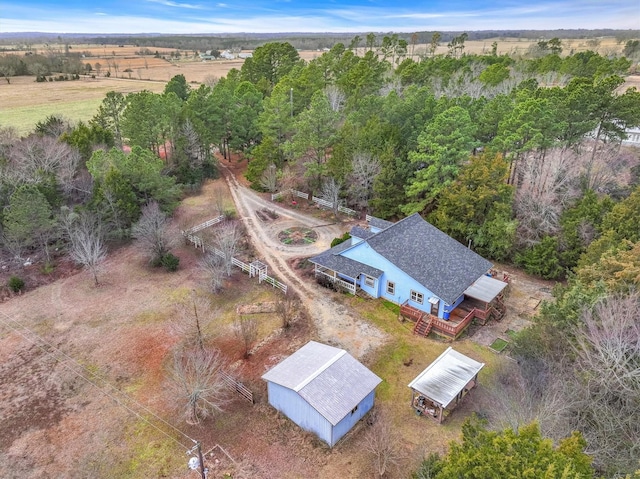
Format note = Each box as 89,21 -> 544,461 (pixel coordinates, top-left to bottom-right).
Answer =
261,341 -> 382,447
309,214 -> 508,339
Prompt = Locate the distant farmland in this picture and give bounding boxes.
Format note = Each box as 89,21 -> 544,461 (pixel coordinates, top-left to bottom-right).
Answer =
0,36 -> 628,135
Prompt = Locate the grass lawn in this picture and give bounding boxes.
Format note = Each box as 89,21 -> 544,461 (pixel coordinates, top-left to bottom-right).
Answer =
0,76 -> 165,134
4,98 -> 104,134
341,294 -> 508,466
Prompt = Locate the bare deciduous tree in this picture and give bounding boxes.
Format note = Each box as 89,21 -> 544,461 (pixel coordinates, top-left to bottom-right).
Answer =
203,75 -> 218,88
259,164 -> 278,193
62,208 -> 108,286
233,316 -> 258,359
211,222 -> 241,276
199,252 -> 226,293
211,184 -> 228,216
348,152 -> 381,211
3,135 -> 80,196
181,119 -> 206,172
132,201 -> 177,264
568,294 -> 640,471
513,148 -> 581,247
169,347 -> 230,425
364,410 -> 402,478
319,177 -> 343,218
171,291 -> 218,351
325,85 -> 346,112
277,165 -> 300,195
275,291 -> 300,329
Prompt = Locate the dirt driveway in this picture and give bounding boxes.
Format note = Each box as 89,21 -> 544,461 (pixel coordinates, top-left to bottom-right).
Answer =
221,165 -> 388,359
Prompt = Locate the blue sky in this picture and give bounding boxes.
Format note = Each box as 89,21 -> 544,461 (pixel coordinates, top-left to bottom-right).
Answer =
1,0 -> 638,34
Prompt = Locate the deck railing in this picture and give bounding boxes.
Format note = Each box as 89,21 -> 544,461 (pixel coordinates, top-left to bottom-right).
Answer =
314,268 -> 356,294
433,309 -> 477,338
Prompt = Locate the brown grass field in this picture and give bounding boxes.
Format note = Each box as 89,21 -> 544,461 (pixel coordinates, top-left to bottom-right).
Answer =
0,36 -> 630,135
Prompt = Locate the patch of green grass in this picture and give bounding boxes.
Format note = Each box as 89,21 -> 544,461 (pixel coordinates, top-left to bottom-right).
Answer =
372,340 -> 413,401
506,329 -> 518,340
489,337 -> 509,352
381,299 -> 400,315
115,419 -> 183,479
4,98 -> 104,134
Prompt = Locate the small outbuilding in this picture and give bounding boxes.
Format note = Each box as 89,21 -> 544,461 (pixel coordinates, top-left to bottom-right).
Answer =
262,341 -> 382,447
408,347 -> 484,423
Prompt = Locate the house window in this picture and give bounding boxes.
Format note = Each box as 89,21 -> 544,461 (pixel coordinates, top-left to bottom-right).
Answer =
386,281 -> 395,295
410,290 -> 424,304
364,275 -> 375,288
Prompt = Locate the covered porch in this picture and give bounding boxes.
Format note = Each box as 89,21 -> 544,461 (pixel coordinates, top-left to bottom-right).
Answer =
313,264 -> 357,294
461,274 -> 509,324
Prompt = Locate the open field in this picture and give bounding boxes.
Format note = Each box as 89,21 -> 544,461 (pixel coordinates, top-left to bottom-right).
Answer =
0,75 -> 166,134
0,36 -> 630,135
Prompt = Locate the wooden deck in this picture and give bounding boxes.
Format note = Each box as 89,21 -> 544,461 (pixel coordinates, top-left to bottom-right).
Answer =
401,296 -> 506,341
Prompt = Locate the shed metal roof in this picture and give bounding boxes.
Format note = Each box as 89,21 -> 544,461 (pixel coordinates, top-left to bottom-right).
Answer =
262,341 -> 382,425
464,275 -> 508,303
408,347 -> 484,408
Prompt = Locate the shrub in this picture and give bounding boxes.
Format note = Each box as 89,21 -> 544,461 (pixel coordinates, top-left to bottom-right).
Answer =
8,276 -> 25,293
330,232 -> 351,248
161,252 -> 180,272
150,255 -> 163,268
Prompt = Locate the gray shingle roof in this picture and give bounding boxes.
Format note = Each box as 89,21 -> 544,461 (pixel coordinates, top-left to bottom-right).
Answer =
408,347 -> 484,408
367,213 -> 492,304
350,225 -> 375,240
367,216 -> 394,231
309,242 -> 384,280
262,341 -> 382,425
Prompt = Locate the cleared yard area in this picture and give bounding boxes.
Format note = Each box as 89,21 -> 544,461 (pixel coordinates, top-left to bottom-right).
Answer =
0,176 -> 515,478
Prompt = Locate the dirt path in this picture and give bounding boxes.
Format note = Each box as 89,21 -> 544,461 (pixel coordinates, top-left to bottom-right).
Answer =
221,166 -> 387,358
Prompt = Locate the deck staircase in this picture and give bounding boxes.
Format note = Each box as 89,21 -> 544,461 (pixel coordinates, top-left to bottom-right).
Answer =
490,296 -> 506,321
413,315 -> 434,337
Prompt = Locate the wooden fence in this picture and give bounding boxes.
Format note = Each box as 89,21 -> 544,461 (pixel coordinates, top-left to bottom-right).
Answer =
219,370 -> 254,403
258,270 -> 288,293
311,196 -> 357,216
185,215 -> 225,234
271,189 -> 309,201
182,217 -> 288,294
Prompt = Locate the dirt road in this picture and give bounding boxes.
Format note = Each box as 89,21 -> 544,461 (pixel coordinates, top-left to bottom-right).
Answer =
221,167 -> 387,358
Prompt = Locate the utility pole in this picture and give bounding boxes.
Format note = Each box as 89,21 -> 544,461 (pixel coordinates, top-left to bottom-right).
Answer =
188,441 -> 207,479
196,442 -> 206,479
290,87 -> 293,118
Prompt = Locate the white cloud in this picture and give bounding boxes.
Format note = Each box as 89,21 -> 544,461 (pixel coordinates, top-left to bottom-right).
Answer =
0,0 -> 637,34
146,0 -> 205,10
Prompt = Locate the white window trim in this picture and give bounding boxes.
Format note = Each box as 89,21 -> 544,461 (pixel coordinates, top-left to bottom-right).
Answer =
364,275 -> 375,288
411,290 -> 424,304
386,281 -> 395,295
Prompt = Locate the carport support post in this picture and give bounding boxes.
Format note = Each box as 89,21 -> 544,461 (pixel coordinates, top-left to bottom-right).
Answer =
196,442 -> 206,479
